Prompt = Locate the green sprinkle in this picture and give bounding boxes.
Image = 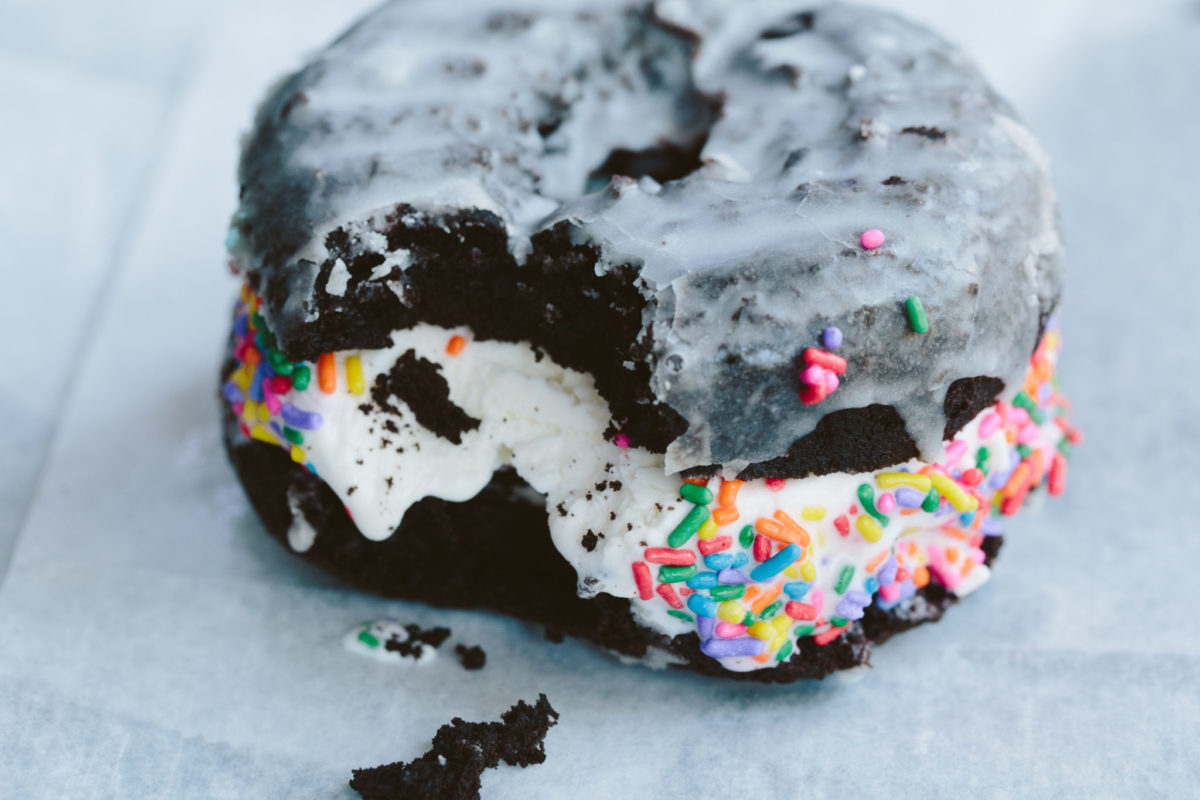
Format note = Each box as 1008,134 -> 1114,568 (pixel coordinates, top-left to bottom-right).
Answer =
738,525 -> 756,548
775,639 -> 794,662
856,483 -> 889,525
658,564 -> 698,583
251,313 -> 266,330
741,612 -> 756,626
667,505 -> 710,547
709,584 -> 745,601
1058,440 -> 1073,457
267,348 -> 294,375
667,609 -> 693,622
1017,444 -> 1032,459
282,427 -> 303,445
292,365 -> 311,391
357,631 -> 380,648
793,625 -> 815,637
680,482 -> 714,506
921,487 -> 941,512
830,616 -> 849,627
1012,390 -> 1035,412
975,446 -> 990,468
835,564 -> 855,594
761,601 -> 783,620
904,295 -> 929,333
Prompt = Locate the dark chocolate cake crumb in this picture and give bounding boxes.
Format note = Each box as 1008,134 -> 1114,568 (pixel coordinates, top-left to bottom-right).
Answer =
372,349 -> 481,444
384,624 -> 452,659
349,695 -> 558,800
455,644 -> 487,670
900,125 -> 948,140
580,530 -> 599,552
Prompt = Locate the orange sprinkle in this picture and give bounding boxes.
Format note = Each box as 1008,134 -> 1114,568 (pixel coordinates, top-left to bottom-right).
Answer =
755,517 -> 784,538
712,507 -> 740,526
961,559 -> 977,578
683,476 -> 709,487
945,546 -> 959,564
900,508 -> 919,516
912,565 -> 930,588
918,465 -> 935,476
743,586 -> 761,602
751,583 -> 782,614
1005,428 -> 1017,444
1030,449 -> 1046,485
753,653 -> 770,663
1003,462 -> 1032,497
446,335 -> 467,356
941,526 -> 970,542
865,550 -> 890,573
772,511 -> 811,547
317,353 -> 336,394
718,479 -> 743,508
243,346 -> 261,368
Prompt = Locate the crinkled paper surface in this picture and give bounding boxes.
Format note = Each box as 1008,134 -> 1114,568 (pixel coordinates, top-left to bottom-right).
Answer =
0,0 -> 1198,797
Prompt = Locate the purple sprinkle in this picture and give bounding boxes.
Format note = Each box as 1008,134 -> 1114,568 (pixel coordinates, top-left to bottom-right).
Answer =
697,615 -> 715,641
717,568 -> 751,585
233,314 -> 249,337
701,637 -> 765,659
899,581 -> 917,600
989,467 -> 1013,490
877,556 -> 898,587
222,381 -> 244,404
979,517 -> 1004,536
822,326 -> 844,349
834,599 -> 865,620
269,421 -> 285,439
895,487 -> 924,508
845,589 -> 871,606
281,403 -> 323,430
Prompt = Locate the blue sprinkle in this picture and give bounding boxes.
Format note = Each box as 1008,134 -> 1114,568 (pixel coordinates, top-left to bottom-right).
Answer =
704,553 -> 736,570
783,581 -> 811,599
688,594 -> 717,618
233,314 -> 248,337
834,599 -> 865,620
222,381 -> 244,404
863,577 -> 879,594
249,363 -> 266,402
822,326 -> 844,349
686,571 -> 719,589
750,543 -> 802,582
899,581 -> 917,600
305,463 -> 317,474
269,421 -> 284,439
225,226 -> 241,250
730,552 -> 749,569
895,487 -> 924,508
959,511 -> 976,527
701,636 -> 765,659
717,568 -> 751,585
281,403 -> 322,430
697,615 -> 715,640
877,556 -> 898,587
845,589 -> 871,606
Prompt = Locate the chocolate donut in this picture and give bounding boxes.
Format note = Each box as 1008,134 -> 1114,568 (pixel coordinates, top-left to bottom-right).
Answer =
221,1 -> 1078,680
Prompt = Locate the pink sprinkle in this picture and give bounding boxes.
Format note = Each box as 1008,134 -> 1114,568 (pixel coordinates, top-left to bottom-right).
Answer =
879,583 -> 902,602
1009,407 -> 1030,426
715,621 -> 747,639
860,229 -> 885,250
1017,421 -> 1040,445
765,478 -> 786,492
800,365 -> 826,386
810,589 -> 824,613
824,371 -> 839,393
232,401 -> 244,417
614,433 -> 630,449
978,412 -> 1002,438
264,392 -> 282,415
876,493 -> 896,513
944,439 -> 969,465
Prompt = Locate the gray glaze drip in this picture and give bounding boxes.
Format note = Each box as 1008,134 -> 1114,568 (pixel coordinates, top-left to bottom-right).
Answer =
231,0 -> 1062,474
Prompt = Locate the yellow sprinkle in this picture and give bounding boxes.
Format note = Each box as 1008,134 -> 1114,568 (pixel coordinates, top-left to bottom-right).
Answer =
748,621 -> 774,640
876,472 -> 933,491
345,355 -> 365,395
801,506 -> 826,521
290,444 -> 305,463
718,601 -> 746,624
930,474 -> 979,512
783,565 -> 800,579
240,284 -> 250,303
800,561 -> 817,582
818,529 -> 825,547
769,632 -> 787,652
241,400 -> 258,424
771,615 -> 791,634
232,367 -> 252,392
249,424 -> 279,446
257,403 -> 271,422
697,519 -> 718,540
856,515 -> 884,542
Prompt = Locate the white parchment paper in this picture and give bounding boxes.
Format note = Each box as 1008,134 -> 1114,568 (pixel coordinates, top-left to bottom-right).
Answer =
1,1 -> 1198,797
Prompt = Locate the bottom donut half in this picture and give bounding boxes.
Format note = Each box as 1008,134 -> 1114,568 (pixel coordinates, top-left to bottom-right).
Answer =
223,397 -> 989,683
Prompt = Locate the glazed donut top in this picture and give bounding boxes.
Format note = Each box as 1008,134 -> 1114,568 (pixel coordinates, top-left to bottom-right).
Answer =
230,0 -> 1062,476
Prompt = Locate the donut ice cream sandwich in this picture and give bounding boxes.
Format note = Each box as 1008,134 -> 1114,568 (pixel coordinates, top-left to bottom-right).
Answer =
221,1 -> 1079,681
